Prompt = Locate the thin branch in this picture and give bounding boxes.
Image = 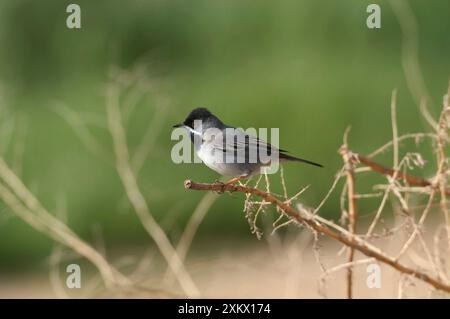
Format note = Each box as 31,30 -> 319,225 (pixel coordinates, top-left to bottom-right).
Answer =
184,179 -> 450,294
389,0 -> 432,112
320,258 -> 375,282
357,154 -> 443,190
391,89 -> 399,168
51,102 -> 111,162
367,94 -> 402,237
367,133 -> 435,158
396,190 -> 436,259
106,84 -> 199,298
163,192 -> 218,283
339,137 -> 358,299
131,97 -> 169,174
0,158 -> 128,289
437,80 -> 450,251
313,167 -> 344,215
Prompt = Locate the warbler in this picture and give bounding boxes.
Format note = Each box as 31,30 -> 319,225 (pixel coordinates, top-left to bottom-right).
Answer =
173,108 -> 322,184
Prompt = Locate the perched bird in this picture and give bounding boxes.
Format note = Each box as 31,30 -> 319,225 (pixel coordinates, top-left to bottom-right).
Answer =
173,108 -> 322,184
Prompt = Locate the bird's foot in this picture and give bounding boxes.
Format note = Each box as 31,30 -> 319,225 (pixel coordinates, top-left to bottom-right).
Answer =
213,176 -> 246,193
213,180 -> 227,194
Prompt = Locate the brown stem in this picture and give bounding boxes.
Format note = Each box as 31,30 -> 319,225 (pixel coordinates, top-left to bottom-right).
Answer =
184,179 -> 450,294
358,155 -> 433,187
341,146 -> 358,299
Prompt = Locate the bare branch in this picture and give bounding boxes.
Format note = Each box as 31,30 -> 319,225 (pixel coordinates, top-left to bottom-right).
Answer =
339,139 -> 358,299
0,158 -> 129,289
106,84 -> 199,298
184,179 -> 450,294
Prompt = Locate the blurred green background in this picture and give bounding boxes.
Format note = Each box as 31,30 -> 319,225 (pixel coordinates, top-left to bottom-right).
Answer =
0,0 -> 449,269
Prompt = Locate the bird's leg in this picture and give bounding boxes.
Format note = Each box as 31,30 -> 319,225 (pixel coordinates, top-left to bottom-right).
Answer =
224,175 -> 248,185
223,177 -> 240,185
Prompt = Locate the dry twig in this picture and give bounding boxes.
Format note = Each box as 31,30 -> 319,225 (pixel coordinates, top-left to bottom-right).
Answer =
184,179 -> 450,294
339,129 -> 358,299
106,84 -> 199,297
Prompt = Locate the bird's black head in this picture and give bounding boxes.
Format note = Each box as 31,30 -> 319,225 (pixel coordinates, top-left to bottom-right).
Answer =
173,107 -> 224,130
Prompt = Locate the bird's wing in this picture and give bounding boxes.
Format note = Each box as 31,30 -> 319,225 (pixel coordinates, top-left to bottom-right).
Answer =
205,128 -> 281,164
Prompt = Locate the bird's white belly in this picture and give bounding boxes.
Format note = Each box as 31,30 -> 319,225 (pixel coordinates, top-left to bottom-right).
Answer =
196,141 -> 246,176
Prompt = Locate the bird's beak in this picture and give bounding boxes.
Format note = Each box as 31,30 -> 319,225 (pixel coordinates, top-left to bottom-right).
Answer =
173,123 -> 183,128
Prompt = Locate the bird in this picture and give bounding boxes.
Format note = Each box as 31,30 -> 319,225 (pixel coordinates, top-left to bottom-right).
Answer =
173,107 -> 322,184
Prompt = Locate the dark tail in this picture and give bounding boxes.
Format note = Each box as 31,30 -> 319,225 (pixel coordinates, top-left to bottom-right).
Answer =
280,153 -> 323,168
